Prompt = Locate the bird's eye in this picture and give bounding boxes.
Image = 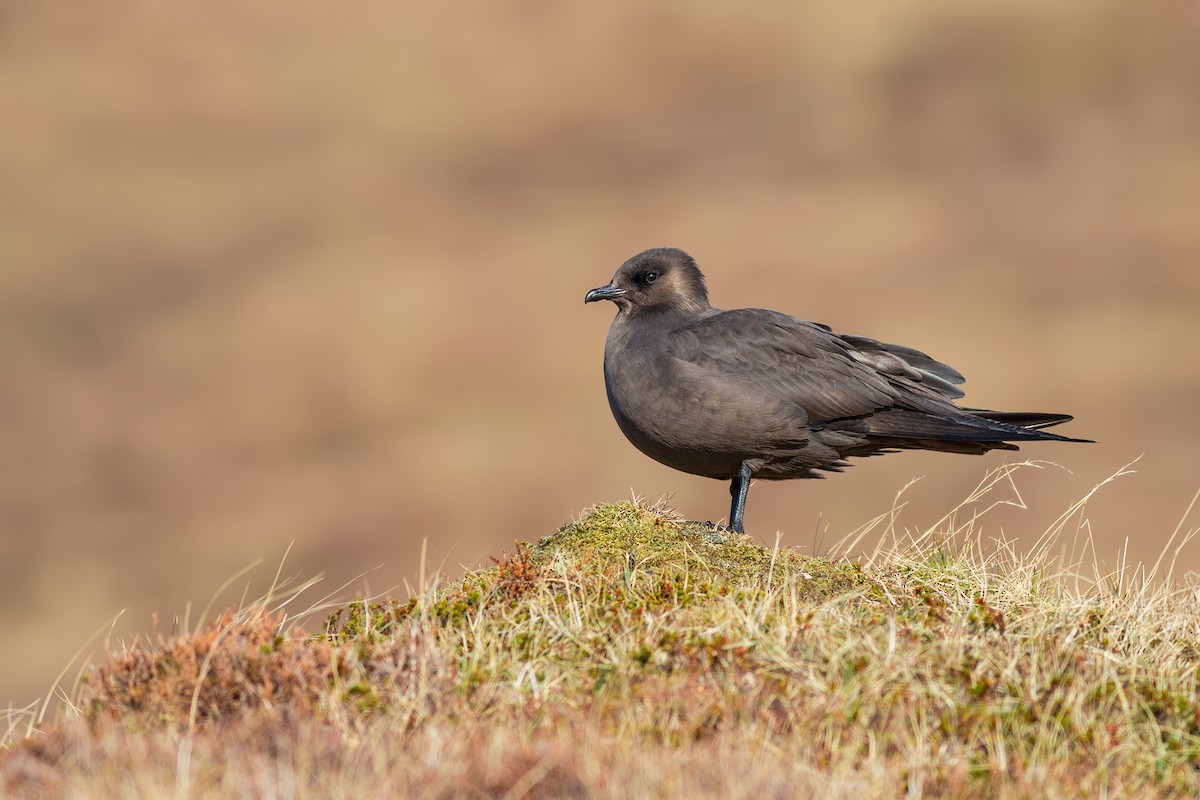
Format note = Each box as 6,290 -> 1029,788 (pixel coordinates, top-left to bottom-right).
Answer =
644,271 -> 659,284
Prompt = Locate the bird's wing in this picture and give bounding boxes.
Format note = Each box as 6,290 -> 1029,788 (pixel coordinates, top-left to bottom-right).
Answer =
665,308 -> 964,424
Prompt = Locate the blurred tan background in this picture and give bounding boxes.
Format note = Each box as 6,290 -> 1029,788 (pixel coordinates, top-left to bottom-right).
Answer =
2,0 -> 1198,709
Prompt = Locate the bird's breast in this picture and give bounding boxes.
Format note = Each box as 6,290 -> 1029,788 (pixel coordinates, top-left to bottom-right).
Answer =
601,340 -> 805,479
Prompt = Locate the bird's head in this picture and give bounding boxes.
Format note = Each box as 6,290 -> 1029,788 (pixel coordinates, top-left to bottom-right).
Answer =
584,248 -> 710,316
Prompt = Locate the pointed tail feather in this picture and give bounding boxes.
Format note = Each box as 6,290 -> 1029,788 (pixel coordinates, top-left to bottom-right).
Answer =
965,410 -> 1094,441
866,408 -> 1094,446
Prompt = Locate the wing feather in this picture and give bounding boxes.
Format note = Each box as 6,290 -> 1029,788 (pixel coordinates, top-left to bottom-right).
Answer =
666,309 -> 948,424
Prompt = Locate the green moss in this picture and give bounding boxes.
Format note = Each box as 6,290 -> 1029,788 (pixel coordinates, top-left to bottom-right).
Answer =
533,501 -> 869,602
342,682 -> 380,712
320,502 -> 878,648
323,597 -> 413,643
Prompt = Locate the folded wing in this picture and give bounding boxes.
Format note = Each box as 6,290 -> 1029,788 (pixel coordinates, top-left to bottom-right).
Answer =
666,308 -> 1087,450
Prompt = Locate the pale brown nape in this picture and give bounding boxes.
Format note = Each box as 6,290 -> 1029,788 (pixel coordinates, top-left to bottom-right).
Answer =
657,267 -> 710,314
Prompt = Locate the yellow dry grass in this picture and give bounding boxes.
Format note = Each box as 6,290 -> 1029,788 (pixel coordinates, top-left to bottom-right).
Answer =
4,465 -> 1200,798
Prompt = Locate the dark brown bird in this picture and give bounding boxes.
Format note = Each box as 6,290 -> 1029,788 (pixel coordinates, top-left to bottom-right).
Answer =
584,247 -> 1091,533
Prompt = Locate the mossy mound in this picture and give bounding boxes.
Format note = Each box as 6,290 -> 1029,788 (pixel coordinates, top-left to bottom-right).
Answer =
360,501 -> 878,640
534,501 -> 871,602
10,495 -> 1200,798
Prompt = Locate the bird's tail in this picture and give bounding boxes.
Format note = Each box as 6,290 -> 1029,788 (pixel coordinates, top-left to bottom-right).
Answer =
966,410 -> 1072,430
863,408 -> 1094,452
965,410 -> 1094,442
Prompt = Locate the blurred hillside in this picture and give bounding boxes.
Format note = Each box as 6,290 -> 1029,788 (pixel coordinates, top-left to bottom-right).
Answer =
2,0 -> 1198,708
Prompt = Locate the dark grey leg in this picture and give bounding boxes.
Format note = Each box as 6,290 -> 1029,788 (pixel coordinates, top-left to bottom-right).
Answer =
728,461 -> 752,533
